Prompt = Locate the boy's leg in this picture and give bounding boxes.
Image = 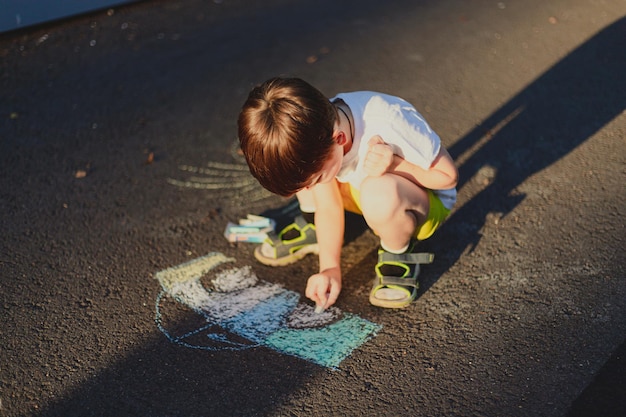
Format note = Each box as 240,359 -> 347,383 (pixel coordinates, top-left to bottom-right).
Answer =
359,174 -> 430,251
360,174 -> 433,308
293,188 -> 316,224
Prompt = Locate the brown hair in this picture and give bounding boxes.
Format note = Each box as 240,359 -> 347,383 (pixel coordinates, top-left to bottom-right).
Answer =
238,77 -> 337,196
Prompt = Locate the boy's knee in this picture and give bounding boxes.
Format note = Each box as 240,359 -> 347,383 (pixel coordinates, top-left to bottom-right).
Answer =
359,175 -> 402,220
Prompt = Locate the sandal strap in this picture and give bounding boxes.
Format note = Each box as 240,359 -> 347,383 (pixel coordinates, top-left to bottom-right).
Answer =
265,230 -> 283,245
293,215 -> 310,230
378,251 -> 434,265
266,215 -> 310,244
264,215 -> 317,258
377,276 -> 419,288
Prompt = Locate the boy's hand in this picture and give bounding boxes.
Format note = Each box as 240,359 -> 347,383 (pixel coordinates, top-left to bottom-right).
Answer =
305,267 -> 342,310
364,135 -> 394,177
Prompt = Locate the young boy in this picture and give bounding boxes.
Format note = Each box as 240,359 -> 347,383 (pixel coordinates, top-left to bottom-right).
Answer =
238,77 -> 458,309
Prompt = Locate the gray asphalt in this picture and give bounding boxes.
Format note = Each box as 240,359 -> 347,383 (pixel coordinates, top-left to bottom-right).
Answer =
1,0 -> 625,416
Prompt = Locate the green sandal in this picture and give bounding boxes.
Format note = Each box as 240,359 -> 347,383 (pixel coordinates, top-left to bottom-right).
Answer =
369,243 -> 434,308
254,215 -> 319,266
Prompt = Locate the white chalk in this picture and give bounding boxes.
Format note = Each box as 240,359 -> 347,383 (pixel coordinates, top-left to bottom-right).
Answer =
314,291 -> 331,314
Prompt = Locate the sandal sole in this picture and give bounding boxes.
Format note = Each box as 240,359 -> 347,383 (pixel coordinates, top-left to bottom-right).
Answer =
369,291 -> 416,308
369,248 -> 430,308
254,243 -> 320,267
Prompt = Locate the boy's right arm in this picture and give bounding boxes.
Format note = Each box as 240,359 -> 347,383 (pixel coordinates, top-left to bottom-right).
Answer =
304,180 -> 344,310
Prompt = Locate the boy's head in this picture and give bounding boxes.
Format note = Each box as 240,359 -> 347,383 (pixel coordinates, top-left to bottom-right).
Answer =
238,77 -> 337,196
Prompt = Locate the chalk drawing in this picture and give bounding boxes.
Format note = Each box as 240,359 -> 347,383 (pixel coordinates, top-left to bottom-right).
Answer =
155,252 -> 381,368
167,141 -> 274,205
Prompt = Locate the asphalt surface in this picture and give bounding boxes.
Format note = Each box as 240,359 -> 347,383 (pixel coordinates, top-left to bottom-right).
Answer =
1,0 -> 625,416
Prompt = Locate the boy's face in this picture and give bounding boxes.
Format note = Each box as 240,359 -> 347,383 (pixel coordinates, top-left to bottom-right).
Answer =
305,139 -> 344,190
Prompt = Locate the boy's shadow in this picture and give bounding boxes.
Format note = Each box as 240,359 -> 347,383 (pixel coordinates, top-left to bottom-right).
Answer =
420,17 -> 625,294
264,18 -> 625,298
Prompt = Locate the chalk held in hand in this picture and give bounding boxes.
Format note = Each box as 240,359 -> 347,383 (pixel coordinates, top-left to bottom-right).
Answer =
314,292 -> 330,314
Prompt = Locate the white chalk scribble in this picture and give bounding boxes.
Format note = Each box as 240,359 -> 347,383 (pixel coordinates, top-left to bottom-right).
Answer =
166,141 -> 274,206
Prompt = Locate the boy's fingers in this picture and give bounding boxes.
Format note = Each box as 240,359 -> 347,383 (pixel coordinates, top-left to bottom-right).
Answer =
326,286 -> 341,307
305,285 -> 319,303
368,135 -> 385,147
312,289 -> 329,313
318,291 -> 329,308
306,278 -> 327,306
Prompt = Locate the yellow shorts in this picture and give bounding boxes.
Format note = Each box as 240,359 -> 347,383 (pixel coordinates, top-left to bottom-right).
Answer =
338,181 -> 450,241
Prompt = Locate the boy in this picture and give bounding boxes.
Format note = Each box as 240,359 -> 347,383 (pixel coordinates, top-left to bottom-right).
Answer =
238,77 -> 458,309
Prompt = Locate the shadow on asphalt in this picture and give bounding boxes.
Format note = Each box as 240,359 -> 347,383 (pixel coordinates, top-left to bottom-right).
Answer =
37,333 -> 321,416
418,16 -> 625,295
34,11 -> 624,417
565,337 -> 626,417
420,16 -> 626,416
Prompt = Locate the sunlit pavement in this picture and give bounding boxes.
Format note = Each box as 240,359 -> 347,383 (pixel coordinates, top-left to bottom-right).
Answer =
1,1 -> 625,416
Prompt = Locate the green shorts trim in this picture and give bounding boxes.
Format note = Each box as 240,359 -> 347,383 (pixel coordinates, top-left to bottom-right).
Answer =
416,190 -> 450,240
338,181 -> 450,241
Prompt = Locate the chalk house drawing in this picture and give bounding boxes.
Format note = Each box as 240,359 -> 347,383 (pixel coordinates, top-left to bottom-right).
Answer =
155,252 -> 381,369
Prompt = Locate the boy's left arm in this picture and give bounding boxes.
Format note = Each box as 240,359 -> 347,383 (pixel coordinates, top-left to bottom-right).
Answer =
365,135 -> 458,190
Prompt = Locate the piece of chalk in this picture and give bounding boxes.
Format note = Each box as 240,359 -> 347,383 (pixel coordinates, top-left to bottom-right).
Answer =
314,305 -> 325,314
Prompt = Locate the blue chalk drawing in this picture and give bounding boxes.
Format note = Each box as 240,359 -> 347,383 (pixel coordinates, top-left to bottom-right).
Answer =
155,252 -> 381,368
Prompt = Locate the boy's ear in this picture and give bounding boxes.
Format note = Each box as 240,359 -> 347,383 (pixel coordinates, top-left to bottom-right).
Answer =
335,131 -> 347,146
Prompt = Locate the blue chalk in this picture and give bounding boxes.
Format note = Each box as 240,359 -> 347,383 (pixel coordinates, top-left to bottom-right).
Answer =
266,314 -> 382,368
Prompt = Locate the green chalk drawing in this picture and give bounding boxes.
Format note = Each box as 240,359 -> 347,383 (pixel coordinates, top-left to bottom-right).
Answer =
155,252 -> 381,368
